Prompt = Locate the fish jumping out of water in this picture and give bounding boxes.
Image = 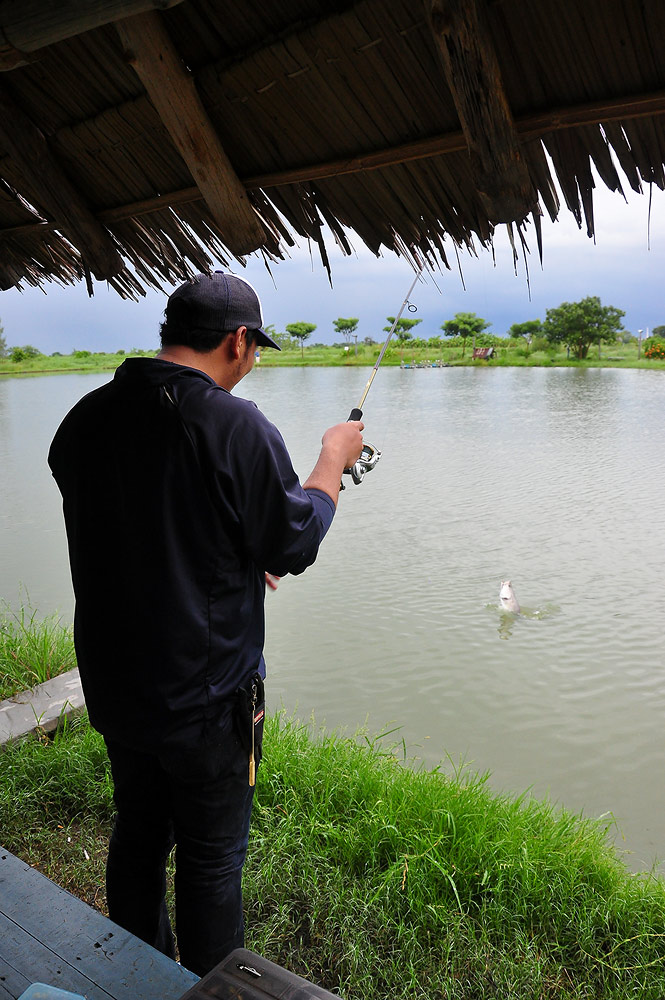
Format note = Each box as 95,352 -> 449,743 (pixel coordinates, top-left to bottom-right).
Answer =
499,580 -> 520,613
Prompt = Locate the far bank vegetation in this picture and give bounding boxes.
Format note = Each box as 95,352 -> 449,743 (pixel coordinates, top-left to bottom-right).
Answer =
2,298 -> 665,373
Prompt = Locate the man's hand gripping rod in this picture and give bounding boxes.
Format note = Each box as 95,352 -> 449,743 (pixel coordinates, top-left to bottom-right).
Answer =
343,268 -> 422,486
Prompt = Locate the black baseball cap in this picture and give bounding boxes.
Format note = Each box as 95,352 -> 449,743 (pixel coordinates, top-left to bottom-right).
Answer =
166,271 -> 281,350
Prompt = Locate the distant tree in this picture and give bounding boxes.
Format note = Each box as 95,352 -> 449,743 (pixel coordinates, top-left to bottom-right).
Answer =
260,323 -> 292,351
651,325 -> 665,339
508,319 -> 542,353
0,318 -> 6,358
285,321 -> 316,358
441,312 -> 491,357
543,297 -> 625,359
333,318 -> 359,344
384,316 -> 422,358
363,336 -> 377,346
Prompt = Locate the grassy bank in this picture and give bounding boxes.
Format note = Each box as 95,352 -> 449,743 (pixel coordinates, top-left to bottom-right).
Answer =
0,604 -> 76,700
0,350 -> 145,376
2,340 -> 665,375
2,618 -> 665,998
2,715 -> 665,998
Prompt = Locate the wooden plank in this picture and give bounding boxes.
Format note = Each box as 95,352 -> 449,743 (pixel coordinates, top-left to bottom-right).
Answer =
115,9 -> 267,256
0,1 -> 185,70
0,954 -> 31,1000
0,850 -> 198,1000
0,913 -> 111,1000
428,0 -> 537,224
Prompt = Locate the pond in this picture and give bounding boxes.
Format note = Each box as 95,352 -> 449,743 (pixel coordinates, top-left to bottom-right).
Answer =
1,364 -> 664,873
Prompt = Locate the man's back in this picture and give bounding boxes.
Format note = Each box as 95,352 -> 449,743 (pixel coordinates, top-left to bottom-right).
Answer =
49,357 -> 329,750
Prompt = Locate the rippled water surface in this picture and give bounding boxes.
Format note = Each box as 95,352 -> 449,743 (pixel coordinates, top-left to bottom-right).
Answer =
2,366 -> 664,872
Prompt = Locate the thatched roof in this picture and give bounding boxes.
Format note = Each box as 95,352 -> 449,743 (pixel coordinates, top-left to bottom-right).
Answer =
1,0 -> 665,298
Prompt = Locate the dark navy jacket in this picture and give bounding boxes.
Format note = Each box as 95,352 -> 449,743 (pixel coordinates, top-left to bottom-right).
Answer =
48,359 -> 334,751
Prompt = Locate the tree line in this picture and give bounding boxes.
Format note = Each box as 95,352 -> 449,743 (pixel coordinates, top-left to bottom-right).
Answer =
272,297 -> 661,360
2,297 -> 663,361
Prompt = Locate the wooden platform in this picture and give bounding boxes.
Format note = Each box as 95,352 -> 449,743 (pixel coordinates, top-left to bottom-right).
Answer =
0,849 -> 198,1000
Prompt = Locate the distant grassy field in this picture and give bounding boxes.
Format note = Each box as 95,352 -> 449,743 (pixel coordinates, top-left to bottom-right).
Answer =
0,349 -> 147,376
2,338 -> 664,375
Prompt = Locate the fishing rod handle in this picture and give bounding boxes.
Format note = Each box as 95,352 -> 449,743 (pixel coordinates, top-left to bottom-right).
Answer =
347,407 -> 363,421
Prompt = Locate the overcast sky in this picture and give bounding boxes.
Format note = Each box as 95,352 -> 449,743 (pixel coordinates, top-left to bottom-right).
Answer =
2,177 -> 664,354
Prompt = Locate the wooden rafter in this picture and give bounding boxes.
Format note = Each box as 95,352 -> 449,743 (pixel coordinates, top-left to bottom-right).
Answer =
115,9 -> 267,257
0,0 -> 185,70
428,0 -> 537,224
2,87 -> 665,242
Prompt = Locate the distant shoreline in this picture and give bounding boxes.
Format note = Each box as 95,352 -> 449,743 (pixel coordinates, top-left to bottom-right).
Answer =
1,342 -> 664,376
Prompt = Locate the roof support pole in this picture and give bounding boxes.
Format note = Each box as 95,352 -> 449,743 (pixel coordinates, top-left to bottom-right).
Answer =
115,10 -> 267,256
428,0 -> 537,224
0,81 -> 124,284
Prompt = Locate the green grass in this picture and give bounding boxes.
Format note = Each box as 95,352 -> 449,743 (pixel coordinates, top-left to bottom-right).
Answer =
0,604 -> 77,700
2,709 -> 664,999
3,340 -> 665,375
0,350 -> 151,376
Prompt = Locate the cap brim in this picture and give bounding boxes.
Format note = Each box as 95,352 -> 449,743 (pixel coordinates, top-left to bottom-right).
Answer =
255,327 -> 281,351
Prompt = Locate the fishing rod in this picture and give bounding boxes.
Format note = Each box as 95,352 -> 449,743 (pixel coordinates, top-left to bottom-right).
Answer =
342,267 -> 423,486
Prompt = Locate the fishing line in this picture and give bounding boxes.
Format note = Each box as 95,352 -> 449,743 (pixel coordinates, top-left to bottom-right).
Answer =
342,266 -> 424,486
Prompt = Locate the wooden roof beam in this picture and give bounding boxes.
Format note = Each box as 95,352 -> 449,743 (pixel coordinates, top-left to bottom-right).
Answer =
429,0 -> 538,224
0,81 -> 123,283
115,10 -> 267,257
0,0 -> 185,71
4,87 -> 665,242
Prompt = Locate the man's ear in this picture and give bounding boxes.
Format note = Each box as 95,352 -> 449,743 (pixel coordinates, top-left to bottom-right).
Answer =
229,326 -> 247,359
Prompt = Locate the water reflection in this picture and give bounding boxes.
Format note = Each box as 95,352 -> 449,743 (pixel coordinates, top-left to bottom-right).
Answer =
498,611 -> 517,640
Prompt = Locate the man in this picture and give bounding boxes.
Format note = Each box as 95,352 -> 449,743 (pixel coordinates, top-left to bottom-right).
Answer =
48,270 -> 363,975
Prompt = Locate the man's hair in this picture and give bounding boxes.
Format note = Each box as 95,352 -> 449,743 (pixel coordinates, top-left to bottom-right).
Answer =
160,299 -> 257,353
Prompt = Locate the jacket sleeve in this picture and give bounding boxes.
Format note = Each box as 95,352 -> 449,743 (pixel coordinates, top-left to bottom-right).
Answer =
213,399 -> 335,576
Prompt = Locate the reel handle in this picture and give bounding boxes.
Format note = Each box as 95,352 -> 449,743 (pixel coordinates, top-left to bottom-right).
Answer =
340,407 -> 364,490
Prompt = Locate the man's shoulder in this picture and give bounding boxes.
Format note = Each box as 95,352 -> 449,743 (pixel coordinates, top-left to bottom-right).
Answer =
176,376 -> 262,421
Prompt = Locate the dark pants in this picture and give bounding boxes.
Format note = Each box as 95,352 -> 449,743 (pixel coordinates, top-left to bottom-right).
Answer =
104,718 -> 257,976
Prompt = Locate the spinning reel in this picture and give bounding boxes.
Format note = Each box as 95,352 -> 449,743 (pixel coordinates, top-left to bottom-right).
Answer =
343,441 -> 382,486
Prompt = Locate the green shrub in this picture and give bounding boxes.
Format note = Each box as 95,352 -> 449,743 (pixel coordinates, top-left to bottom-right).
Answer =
9,345 -> 41,362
